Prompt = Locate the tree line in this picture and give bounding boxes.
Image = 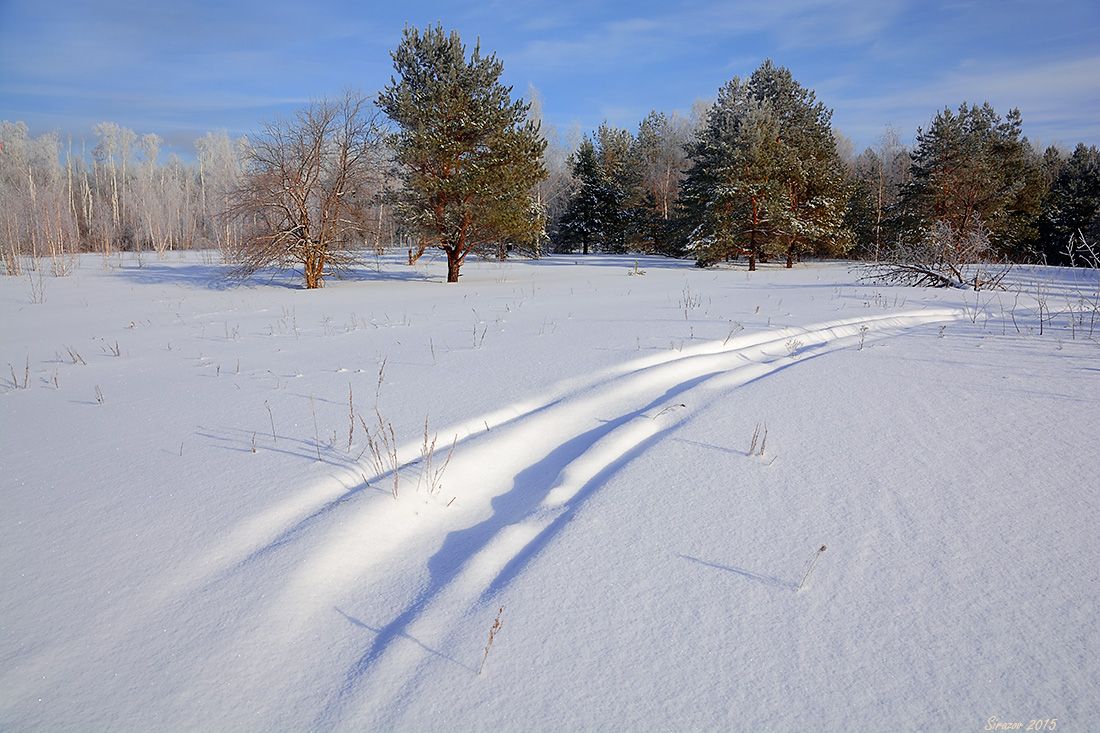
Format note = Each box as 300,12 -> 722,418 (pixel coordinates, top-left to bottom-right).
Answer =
3,28 -> 1098,287
555,61 -> 1099,272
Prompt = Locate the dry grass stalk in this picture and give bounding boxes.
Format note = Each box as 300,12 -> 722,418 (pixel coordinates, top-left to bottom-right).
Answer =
310,393 -> 321,461
358,409 -> 400,498
65,346 -> 86,365
797,545 -> 826,592
415,417 -> 457,496
478,606 -> 504,675
375,357 -> 387,403
749,422 -> 767,456
347,383 -> 355,453
265,400 -> 277,442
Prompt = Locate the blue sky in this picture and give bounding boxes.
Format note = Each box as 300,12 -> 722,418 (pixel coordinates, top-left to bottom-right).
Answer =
2,0 -> 1098,159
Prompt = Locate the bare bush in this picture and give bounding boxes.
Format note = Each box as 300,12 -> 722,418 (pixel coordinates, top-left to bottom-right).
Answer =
861,218 -> 1011,290
1060,232 -> 1100,340
228,90 -> 388,289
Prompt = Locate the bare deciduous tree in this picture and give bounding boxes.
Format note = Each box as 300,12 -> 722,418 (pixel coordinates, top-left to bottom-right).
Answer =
229,90 -> 386,289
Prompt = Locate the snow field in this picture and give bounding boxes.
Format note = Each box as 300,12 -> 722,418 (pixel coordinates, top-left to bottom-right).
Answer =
1,252 -> 1097,731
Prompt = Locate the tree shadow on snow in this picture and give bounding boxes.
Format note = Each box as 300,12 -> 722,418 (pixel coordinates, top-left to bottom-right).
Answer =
314,375 -> 713,726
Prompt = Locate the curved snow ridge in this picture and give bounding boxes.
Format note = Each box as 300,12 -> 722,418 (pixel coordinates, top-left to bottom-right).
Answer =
377,308 -> 964,604
164,307 -> 962,606
308,306 -> 963,726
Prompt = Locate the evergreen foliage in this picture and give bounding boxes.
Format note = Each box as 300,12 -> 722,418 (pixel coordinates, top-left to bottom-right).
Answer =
1036,143 -> 1100,263
893,103 -> 1043,260
679,60 -> 852,270
595,123 -> 645,252
378,24 -> 547,282
557,138 -> 619,254
557,124 -> 654,254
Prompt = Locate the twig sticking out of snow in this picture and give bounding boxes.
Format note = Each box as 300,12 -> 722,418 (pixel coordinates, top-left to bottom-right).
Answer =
478,606 -> 504,675
651,403 -> 685,420
750,422 -> 767,456
797,545 -> 826,592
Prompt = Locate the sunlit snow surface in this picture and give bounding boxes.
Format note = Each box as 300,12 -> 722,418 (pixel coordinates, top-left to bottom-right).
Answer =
2,252 -> 1097,731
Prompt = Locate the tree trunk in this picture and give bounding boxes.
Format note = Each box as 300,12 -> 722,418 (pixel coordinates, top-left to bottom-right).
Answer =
446,248 -> 461,282
304,247 -> 324,289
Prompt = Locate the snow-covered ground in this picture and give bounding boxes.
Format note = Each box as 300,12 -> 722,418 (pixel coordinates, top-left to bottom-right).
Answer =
2,251 -> 1097,732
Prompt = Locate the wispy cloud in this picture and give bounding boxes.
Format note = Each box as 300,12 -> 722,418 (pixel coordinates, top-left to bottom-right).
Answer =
832,54 -> 1100,147
2,0 -> 1097,152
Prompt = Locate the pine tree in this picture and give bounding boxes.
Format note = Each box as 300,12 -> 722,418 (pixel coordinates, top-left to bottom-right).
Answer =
378,24 -> 547,282
594,123 -> 643,252
679,60 -> 851,270
557,137 -> 620,254
895,102 -> 1043,259
1036,143 -> 1100,263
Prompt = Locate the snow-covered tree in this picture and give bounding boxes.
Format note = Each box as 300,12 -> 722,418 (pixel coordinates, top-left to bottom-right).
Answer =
680,61 -> 852,270
895,102 -> 1043,260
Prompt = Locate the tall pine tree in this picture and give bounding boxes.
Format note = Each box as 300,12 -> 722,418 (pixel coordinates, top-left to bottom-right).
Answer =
680,60 -> 851,270
894,102 -> 1043,260
378,25 -> 547,282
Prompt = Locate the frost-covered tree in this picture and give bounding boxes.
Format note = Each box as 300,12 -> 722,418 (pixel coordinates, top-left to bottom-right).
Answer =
230,90 -> 386,289
635,110 -> 692,223
92,122 -> 138,231
848,125 -> 910,258
379,24 -> 547,282
0,122 -> 80,274
526,85 -> 573,257
680,61 -> 852,270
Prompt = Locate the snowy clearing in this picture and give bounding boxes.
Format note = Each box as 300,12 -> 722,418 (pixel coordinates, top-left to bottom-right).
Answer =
1,252 -> 1098,732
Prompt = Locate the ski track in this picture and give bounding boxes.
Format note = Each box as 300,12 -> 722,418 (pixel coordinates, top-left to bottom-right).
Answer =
163,308 -> 961,727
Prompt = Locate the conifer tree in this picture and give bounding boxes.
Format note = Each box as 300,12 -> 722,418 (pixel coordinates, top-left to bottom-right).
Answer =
895,102 -> 1043,259
557,138 -> 615,254
1036,143 -> 1100,263
594,123 -> 643,252
680,61 -> 851,270
378,25 -> 547,282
